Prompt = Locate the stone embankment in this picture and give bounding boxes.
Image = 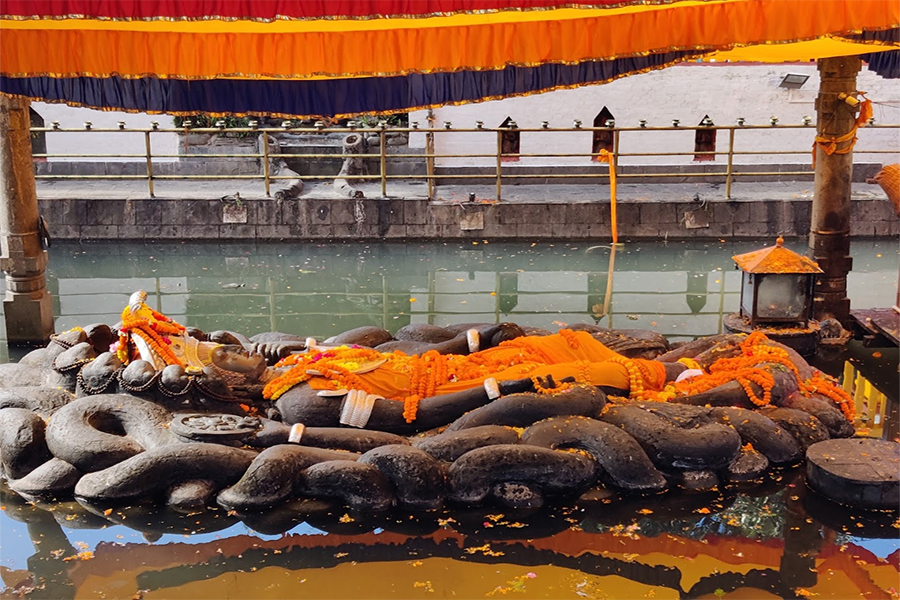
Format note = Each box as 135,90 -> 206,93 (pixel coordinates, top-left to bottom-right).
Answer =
36,180 -> 897,242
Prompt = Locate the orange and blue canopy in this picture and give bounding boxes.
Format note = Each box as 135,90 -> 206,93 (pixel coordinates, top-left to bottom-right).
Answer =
1,0 -> 897,118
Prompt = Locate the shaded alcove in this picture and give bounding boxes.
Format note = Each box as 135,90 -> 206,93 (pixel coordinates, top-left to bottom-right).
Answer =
499,116 -> 520,162
30,107 -> 46,161
694,115 -> 716,162
591,107 -> 615,160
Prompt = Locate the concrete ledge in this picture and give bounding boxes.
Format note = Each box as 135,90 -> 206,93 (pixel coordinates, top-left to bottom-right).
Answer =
37,195 -> 899,242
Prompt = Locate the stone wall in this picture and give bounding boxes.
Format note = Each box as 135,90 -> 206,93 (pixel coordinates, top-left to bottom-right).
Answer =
38,196 -> 898,241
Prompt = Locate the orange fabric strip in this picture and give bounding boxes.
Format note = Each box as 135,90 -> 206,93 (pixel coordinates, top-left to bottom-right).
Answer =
2,0 -> 896,79
597,149 -> 618,244
811,96 -> 871,168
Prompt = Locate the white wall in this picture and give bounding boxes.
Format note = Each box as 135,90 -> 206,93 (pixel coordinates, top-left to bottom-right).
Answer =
410,63 -> 900,167
31,103 -> 179,162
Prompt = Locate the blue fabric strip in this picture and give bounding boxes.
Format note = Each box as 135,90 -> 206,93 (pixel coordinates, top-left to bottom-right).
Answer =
1,51 -> 700,117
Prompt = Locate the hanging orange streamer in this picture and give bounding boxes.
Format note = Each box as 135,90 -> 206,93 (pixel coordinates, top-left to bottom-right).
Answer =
597,148 -> 618,244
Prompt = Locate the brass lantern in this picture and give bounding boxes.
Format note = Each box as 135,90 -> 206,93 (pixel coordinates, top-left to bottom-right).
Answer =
733,237 -> 822,328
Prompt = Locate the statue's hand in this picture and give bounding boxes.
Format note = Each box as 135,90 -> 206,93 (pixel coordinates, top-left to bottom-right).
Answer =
252,341 -> 308,365
230,383 -> 265,400
538,374 -> 557,389
662,361 -> 689,383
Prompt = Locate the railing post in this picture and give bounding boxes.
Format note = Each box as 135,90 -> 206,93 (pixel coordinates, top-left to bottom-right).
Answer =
380,128 -> 387,198
426,110 -> 435,201
425,130 -> 435,200
262,131 -> 271,197
496,130 -> 503,202
725,127 -> 735,199
144,131 -> 155,197
613,128 -> 620,172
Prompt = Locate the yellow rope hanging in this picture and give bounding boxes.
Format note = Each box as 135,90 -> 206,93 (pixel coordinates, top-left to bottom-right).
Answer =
597,148 -> 618,244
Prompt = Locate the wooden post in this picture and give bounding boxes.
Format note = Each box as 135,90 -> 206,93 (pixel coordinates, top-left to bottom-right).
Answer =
0,94 -> 54,344
809,56 -> 861,325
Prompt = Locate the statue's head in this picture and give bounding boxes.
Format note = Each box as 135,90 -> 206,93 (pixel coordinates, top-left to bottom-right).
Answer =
208,344 -> 267,380
115,291 -> 272,389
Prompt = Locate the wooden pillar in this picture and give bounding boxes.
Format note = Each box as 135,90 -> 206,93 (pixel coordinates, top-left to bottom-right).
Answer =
808,56 -> 861,325
0,94 -> 53,344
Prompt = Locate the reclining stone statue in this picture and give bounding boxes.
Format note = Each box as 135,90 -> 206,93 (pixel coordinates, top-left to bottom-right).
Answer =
0,289 -> 867,515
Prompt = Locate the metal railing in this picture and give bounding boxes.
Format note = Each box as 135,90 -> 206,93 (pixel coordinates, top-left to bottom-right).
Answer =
30,120 -> 899,200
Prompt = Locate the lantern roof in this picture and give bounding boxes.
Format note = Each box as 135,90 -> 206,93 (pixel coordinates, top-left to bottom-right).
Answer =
732,237 -> 823,274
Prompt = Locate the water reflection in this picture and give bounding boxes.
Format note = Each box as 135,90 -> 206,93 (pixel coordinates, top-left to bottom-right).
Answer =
1,239 -> 895,352
2,469 -> 897,600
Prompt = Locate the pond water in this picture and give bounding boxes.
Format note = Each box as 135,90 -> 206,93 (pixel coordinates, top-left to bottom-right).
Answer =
1,239 -> 898,599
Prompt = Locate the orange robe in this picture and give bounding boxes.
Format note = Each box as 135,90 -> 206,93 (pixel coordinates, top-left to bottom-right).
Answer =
304,330 -> 666,401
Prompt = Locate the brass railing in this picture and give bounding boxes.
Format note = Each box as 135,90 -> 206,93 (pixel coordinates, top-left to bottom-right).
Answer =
30,121 -> 899,200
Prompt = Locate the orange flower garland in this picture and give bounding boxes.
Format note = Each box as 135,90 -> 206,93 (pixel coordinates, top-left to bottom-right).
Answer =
607,355 -> 676,401
643,331 -> 856,423
117,308 -> 186,367
403,395 -> 421,423
668,332 -> 794,407
261,330 -> 856,426
263,346 -> 387,401
530,375 -> 573,395
801,372 -> 856,421
559,328 -> 582,350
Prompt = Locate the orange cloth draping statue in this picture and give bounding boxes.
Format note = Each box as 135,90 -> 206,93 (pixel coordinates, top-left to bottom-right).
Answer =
263,329 -> 668,421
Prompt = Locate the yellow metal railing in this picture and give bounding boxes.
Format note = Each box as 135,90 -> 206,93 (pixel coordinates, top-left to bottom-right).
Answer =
30,121 -> 899,200
843,361 -> 889,438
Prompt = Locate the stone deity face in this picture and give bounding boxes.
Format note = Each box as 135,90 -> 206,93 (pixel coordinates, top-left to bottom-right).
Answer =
209,345 -> 268,380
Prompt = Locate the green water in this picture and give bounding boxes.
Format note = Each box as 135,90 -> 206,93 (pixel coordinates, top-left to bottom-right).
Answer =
0,239 -> 897,599
4,238 -> 898,351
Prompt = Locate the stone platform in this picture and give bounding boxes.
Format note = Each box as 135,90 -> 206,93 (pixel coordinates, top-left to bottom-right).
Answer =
806,438 -> 899,510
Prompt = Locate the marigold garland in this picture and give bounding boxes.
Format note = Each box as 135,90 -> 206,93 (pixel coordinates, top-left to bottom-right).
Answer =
668,333 -> 791,407
605,356 -> 678,402
559,328 -> 582,350
116,307 -> 187,367
263,346 -> 387,401
403,394 -> 421,423
530,375 -> 573,395
263,346 -> 454,424
637,331 -> 856,424
262,330 -> 856,426
802,372 -> 856,421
